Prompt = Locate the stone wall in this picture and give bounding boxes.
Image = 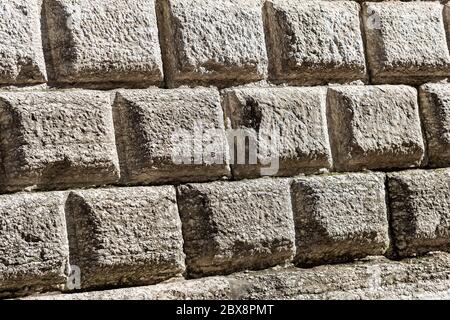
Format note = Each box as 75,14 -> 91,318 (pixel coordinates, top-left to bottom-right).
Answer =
2,0 -> 450,299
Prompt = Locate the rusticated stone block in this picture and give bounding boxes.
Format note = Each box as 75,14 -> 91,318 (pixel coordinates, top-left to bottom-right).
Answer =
419,83 -> 450,167
45,0 -> 163,84
388,169 -> 450,258
291,173 -> 389,266
114,88 -> 230,185
363,2 -> 450,84
264,0 -> 366,85
0,91 -> 120,191
157,0 -> 268,88
65,186 -> 185,289
0,192 -> 69,297
327,85 -> 425,171
0,0 -> 47,84
177,178 -> 296,277
223,87 -> 332,178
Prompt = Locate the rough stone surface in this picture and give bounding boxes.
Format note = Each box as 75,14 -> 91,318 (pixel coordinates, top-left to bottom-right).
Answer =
0,192 -> 69,298
363,2 -> 450,84
0,0 -> 47,84
0,91 -> 120,191
24,277 -> 230,300
388,169 -> 450,258
223,87 -> 332,178
177,178 -> 296,277
65,186 -> 185,289
264,0 -> 366,85
234,253 -> 450,300
419,83 -> 450,167
25,253 -> 450,300
291,172 -> 390,266
157,0 -> 268,88
327,85 -> 425,171
45,0 -> 163,84
114,88 -> 230,185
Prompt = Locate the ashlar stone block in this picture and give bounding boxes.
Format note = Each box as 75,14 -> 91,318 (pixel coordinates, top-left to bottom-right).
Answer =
157,0 -> 268,88
0,192 -> 69,297
114,88 -> 230,185
0,91 -> 120,191
65,186 -> 185,289
264,0 -> 367,85
45,0 -> 163,84
177,178 -> 296,277
419,83 -> 450,167
223,87 -> 332,178
388,169 -> 450,258
0,0 -> 47,84
363,2 -> 450,84
327,85 -> 425,171
291,172 -> 390,266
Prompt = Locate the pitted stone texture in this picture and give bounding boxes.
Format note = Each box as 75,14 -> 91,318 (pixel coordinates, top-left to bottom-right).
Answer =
0,192 -> 68,298
26,253 -> 450,300
223,87 -> 332,178
363,2 -> 450,84
419,84 -> 450,167
45,0 -> 163,84
177,178 -> 295,277
264,0 -> 366,85
25,277 -> 230,300
65,186 -> 185,289
114,88 -> 230,185
0,0 -> 47,84
157,0 -> 268,88
0,91 -> 120,191
327,85 -> 425,171
291,173 -> 389,266
388,169 -> 450,258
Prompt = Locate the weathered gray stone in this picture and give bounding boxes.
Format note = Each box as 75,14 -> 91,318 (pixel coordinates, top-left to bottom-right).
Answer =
264,0 -> 366,85
388,169 -> 450,258
223,87 -> 332,178
233,253 -> 450,300
65,186 -> 185,289
327,85 -> 425,171
0,91 -> 120,191
177,178 -> 296,277
291,172 -> 390,266
363,2 -> 450,84
157,0 -> 268,88
0,192 -> 69,298
25,253 -> 450,300
0,0 -> 47,84
24,277 -> 230,300
114,88 -> 230,185
419,83 -> 450,167
45,0 -> 163,84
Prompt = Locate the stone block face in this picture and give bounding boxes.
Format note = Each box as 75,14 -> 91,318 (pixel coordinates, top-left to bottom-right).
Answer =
0,91 -> 120,191
65,186 -> 185,289
157,0 -> 268,88
223,87 -> 332,178
0,0 -> 47,84
45,0 -> 163,84
388,169 -> 450,258
0,192 -> 69,297
114,88 -> 230,185
177,178 -> 296,277
419,83 -> 450,167
291,172 -> 390,266
264,0 -> 366,85
327,85 -> 425,171
363,2 -> 450,84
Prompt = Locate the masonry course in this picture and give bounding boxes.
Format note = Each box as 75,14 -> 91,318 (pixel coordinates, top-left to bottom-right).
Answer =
2,0 -> 450,300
